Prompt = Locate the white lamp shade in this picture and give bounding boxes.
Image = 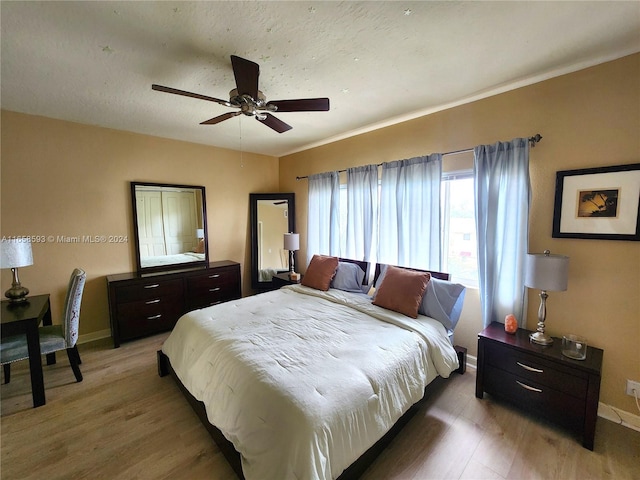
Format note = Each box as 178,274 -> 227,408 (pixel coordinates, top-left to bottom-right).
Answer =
283,233 -> 300,251
525,251 -> 569,291
196,228 -> 204,239
1,239 -> 34,268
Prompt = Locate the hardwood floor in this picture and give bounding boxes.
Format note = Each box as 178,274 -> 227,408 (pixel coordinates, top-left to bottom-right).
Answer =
2,333 -> 638,480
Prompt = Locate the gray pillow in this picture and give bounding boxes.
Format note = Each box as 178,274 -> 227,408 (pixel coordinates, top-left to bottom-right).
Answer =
419,277 -> 466,332
330,262 -> 365,293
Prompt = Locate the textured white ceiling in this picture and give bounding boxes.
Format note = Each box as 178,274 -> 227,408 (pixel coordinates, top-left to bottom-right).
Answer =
2,1 -> 639,157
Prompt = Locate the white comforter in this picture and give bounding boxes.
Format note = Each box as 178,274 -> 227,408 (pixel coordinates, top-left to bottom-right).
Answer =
162,284 -> 459,480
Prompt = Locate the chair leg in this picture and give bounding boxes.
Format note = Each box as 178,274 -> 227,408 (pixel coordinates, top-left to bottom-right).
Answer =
2,364 -> 10,384
66,346 -> 83,382
46,352 -> 57,365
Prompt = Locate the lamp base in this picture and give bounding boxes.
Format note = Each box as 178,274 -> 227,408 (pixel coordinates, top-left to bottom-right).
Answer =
5,285 -> 29,303
5,268 -> 29,303
530,331 -> 554,345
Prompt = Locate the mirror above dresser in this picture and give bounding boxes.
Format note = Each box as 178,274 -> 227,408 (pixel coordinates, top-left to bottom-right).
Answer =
131,182 -> 208,274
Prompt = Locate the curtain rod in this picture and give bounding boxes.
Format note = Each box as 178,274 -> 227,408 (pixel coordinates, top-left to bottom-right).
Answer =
296,133 -> 542,180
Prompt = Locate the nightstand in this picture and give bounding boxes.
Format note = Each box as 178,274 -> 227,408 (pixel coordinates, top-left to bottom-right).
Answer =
475,322 -> 603,450
271,272 -> 303,288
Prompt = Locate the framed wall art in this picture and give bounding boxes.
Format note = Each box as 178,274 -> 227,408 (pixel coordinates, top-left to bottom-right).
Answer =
552,163 -> 640,241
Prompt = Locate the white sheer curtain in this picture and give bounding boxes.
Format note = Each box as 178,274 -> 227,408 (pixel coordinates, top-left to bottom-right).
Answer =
345,164 -> 379,262
474,138 -> 530,328
307,171 -> 340,265
378,154 -> 442,270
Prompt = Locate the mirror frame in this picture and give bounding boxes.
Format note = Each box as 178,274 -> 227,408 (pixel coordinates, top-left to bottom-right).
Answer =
131,181 -> 209,274
250,192 -> 296,290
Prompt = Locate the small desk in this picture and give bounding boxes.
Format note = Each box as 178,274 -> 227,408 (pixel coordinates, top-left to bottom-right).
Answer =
1,294 -> 52,407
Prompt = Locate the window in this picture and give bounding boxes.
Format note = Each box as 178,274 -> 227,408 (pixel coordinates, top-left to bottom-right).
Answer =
337,167 -> 478,288
441,172 -> 478,287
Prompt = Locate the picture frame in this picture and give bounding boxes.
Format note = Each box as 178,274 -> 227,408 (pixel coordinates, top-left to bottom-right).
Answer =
552,163 -> 640,241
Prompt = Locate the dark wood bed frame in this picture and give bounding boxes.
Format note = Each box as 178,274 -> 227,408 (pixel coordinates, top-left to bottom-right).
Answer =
156,260 -> 465,479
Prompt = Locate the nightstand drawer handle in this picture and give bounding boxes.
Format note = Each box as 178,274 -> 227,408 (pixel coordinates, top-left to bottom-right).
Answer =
517,361 -> 543,373
209,287 -> 221,292
145,299 -> 160,304
209,274 -> 220,278
144,284 -> 160,289
516,380 -> 542,393
147,314 -> 162,320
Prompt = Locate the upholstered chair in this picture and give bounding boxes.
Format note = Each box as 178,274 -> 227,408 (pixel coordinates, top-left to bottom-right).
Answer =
1,268 -> 86,384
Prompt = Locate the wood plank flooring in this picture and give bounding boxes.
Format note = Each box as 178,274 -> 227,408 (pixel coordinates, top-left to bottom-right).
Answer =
2,333 -> 638,480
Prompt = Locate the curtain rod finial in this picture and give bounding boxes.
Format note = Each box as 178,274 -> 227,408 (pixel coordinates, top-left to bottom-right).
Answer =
529,134 -> 542,147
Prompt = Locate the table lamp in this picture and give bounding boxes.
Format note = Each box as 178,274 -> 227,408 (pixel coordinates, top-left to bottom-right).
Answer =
525,250 -> 569,345
1,238 -> 34,303
283,233 -> 300,279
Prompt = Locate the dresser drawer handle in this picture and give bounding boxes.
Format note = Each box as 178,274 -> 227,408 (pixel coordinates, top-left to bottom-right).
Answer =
209,300 -> 222,306
147,314 -> 162,320
516,380 -> 542,393
209,287 -> 221,292
209,274 -> 221,278
144,284 -> 160,289
145,299 -> 160,304
517,361 -> 543,373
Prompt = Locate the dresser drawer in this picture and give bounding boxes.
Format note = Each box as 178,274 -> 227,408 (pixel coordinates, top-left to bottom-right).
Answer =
484,364 -> 584,431
116,294 -> 183,319
484,341 -> 587,399
116,294 -> 183,340
186,267 -> 239,295
186,267 -> 240,310
115,278 -> 183,303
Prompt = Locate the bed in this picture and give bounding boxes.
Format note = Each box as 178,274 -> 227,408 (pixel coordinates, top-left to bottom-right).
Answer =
157,257 -> 465,479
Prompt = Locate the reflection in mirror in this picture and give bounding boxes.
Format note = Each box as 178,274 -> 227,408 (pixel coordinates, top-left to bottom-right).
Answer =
131,182 -> 208,273
250,193 -> 295,290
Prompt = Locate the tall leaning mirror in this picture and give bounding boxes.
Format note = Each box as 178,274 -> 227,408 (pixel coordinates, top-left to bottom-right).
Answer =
131,182 -> 208,273
250,193 -> 295,290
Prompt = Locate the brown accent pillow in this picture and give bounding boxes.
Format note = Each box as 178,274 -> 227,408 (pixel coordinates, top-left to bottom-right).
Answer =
372,266 -> 431,318
194,239 -> 205,254
301,255 -> 339,291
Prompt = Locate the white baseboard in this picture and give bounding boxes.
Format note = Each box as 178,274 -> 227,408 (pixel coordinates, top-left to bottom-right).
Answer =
467,353 -> 640,432
598,402 -> 640,432
78,329 -> 111,345
467,353 -> 478,370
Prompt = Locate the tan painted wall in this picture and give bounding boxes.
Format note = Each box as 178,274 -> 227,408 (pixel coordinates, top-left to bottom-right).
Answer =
1,111 -> 279,338
279,54 -> 640,414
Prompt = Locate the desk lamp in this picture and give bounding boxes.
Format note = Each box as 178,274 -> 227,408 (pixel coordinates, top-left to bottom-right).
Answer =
1,239 -> 34,303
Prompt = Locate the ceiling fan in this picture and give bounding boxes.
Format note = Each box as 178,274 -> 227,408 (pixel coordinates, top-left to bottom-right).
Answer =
152,55 -> 330,133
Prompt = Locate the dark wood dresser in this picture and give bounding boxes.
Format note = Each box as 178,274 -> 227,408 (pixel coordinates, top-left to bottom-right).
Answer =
107,260 -> 241,347
476,322 -> 603,450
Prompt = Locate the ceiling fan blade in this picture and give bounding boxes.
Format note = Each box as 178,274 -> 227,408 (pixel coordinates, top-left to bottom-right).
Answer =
257,113 -> 292,133
152,84 -> 232,107
230,55 -> 259,99
200,111 -> 241,125
266,98 -> 330,112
